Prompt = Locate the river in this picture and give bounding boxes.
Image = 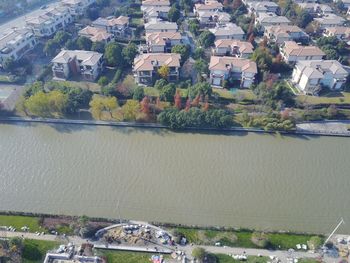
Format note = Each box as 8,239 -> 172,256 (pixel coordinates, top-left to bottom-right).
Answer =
1,122 -> 350,234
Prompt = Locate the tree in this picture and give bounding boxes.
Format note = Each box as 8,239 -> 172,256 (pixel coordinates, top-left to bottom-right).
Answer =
53,31 -> 71,45
251,232 -> 269,248
327,104 -> 338,119
171,44 -> 191,64
168,5 -> 181,22
104,42 -> 124,67
2,58 -> 16,72
194,59 -> 209,76
65,39 -> 78,50
77,36 -> 92,51
193,47 -> 205,60
251,47 -> 273,76
296,10 -> 313,28
188,19 -> 200,36
96,0 -> 110,7
44,39 -> 60,56
140,96 -> 151,115
198,31 -> 215,48
192,247 -> 206,262
188,82 -> 212,98
89,95 -> 118,119
122,43 -> 138,66
154,79 -> 168,90
133,86 -> 145,101
92,41 -> 106,53
122,99 -> 140,121
158,65 -> 170,79
307,236 -> 322,251
160,83 -> 176,102
174,90 -> 182,109
98,76 -> 109,87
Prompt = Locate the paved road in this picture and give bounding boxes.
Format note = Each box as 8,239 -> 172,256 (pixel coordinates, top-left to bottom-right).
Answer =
0,1 -> 59,32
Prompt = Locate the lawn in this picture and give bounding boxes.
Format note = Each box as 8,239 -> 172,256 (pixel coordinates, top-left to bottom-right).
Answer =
214,254 -> 268,263
297,92 -> 350,105
22,239 -> 59,263
131,18 -> 144,26
268,233 -> 316,250
97,250 -> 162,263
0,215 -> 43,233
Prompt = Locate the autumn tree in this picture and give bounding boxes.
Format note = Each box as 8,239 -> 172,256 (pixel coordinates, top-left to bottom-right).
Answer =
158,65 -> 170,79
192,94 -> 200,107
248,34 -> 255,44
140,96 -> 150,115
122,99 -> 140,121
89,95 -> 118,120
185,98 -> 191,111
174,90 -> 182,109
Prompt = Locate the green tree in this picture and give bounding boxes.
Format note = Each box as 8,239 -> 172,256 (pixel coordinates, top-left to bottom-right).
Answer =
192,247 -> 206,262
44,39 -> 60,56
171,44 -> 191,63
188,19 -> 200,36
307,236 -> 323,251
92,41 -> 106,53
89,95 -> 118,120
122,42 -> 138,66
159,83 -> 176,102
168,5 -> 181,22
158,65 -> 170,79
77,36 -> 92,51
122,99 -> 140,121
65,39 -> 78,50
2,58 -> 16,72
133,86 -> 145,101
251,47 -> 273,75
193,47 -> 205,59
53,31 -> 71,45
198,31 -> 215,48
188,82 -> 212,98
98,76 -> 109,87
104,42 -> 124,67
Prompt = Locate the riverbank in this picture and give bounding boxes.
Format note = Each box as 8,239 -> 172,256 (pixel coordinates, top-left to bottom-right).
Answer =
1,116 -> 350,137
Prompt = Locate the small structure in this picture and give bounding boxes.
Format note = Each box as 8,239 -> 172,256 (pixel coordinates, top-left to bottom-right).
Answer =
144,20 -> 178,33
209,23 -> 245,40
133,53 -> 181,85
92,16 -> 130,37
280,41 -> 325,63
291,60 -> 349,95
52,50 -> 104,81
264,25 -> 309,44
209,56 -> 257,88
212,39 -> 254,58
78,26 -> 113,43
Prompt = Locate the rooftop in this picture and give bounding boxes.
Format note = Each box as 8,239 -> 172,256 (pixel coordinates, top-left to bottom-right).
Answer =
209,23 -> 244,36
79,26 -> 112,42
214,39 -> 254,53
209,56 -> 257,73
146,32 -> 182,45
92,16 -> 129,27
314,14 -> 345,25
282,41 -> 325,57
133,53 -> 181,71
296,60 -> 348,78
0,28 -> 34,52
144,20 -> 178,31
141,0 -> 170,6
52,50 -> 103,66
195,1 -> 223,11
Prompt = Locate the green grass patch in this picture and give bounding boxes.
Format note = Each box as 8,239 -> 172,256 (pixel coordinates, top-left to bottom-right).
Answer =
268,233 -> 316,250
97,250 -> 164,263
214,254 -> 268,263
213,88 -> 235,100
55,224 -> 74,235
144,87 -> 160,97
0,215 -> 43,233
298,259 -> 320,263
131,18 -> 144,25
297,92 -> 350,105
22,239 -> 59,263
0,75 -> 14,83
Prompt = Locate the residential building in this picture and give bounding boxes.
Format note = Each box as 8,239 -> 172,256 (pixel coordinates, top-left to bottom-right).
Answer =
293,0 -> 317,3
323,26 -> 350,40
0,28 -> 37,65
25,5 -> 73,37
296,3 -> 333,16
333,0 -> 350,8
255,13 -> 291,31
52,50 -> 104,81
193,0 -> 223,15
78,26 -> 113,43
209,56 -> 257,88
247,1 -> 279,15
141,0 -> 170,11
212,39 -> 254,58
209,23 -> 245,40
144,20 -> 178,33
196,10 -> 231,26
142,6 -> 171,22
264,25 -> 309,44
133,53 -> 181,84
314,14 -> 345,29
144,32 -> 182,53
92,16 -> 130,37
280,41 -> 325,63
61,0 -> 96,16
292,60 -> 349,94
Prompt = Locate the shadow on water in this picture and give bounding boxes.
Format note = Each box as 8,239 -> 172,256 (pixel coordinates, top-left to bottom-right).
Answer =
47,123 -> 96,133
109,125 -> 172,137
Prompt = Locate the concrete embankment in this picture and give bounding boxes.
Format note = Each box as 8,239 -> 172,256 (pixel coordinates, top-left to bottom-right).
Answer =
1,116 -> 350,137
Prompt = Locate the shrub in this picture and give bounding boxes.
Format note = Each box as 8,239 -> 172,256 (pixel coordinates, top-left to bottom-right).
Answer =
251,232 -> 269,248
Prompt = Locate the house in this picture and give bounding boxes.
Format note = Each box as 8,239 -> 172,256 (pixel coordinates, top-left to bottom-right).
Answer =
209,56 -> 257,88
25,5 -> 73,37
144,20 -> 178,33
212,39 -> 254,58
292,60 -> 349,94
0,28 -> 37,65
144,32 -> 182,53
142,6 -> 171,22
255,13 -> 291,30
264,25 -> 309,44
92,16 -> 130,37
293,0 -> 317,3
280,41 -> 325,63
196,11 -> 231,26
78,26 -> 113,43
323,26 -> 350,40
333,0 -> 350,8
133,53 -> 181,84
314,14 -> 345,29
61,0 -> 96,16
209,23 -> 245,40
193,0 -> 223,15
52,50 -> 104,81
297,3 -> 333,16
247,1 -> 279,15
141,0 -> 170,10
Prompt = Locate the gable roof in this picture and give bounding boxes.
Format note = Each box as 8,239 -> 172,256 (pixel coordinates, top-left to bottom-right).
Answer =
144,20 -> 178,31
146,32 -> 182,45
133,53 -> 181,71
195,0 -> 223,11
214,39 -> 254,53
142,0 -> 170,6
296,60 -> 348,78
282,41 -> 325,57
209,56 -> 257,73
52,50 -> 103,66
92,16 -> 129,27
209,23 -> 244,36
79,26 -> 112,42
